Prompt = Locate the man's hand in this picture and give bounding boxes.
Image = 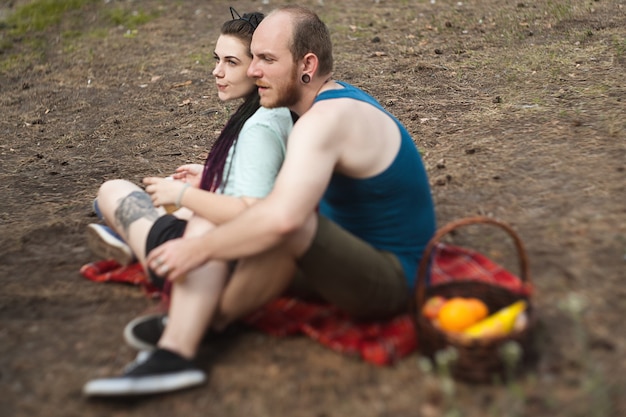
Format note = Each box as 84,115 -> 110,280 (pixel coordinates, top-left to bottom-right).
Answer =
146,236 -> 209,282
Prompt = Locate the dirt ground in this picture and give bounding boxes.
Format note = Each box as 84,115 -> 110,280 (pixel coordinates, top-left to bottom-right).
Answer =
1,0 -> 624,416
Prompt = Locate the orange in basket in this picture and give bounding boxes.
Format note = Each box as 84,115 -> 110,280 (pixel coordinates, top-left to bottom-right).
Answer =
438,297 -> 488,332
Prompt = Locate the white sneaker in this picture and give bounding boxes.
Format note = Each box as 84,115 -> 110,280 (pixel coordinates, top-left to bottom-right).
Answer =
86,223 -> 135,265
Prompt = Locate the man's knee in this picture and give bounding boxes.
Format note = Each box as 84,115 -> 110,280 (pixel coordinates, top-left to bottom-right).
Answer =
183,215 -> 215,238
288,213 -> 318,258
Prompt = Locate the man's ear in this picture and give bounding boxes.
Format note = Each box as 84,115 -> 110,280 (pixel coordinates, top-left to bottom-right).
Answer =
301,52 -> 319,77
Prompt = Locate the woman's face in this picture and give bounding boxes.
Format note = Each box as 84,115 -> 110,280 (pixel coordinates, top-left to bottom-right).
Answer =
212,35 -> 256,102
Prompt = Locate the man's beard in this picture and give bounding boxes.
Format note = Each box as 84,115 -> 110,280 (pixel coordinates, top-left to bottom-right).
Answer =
261,66 -> 300,109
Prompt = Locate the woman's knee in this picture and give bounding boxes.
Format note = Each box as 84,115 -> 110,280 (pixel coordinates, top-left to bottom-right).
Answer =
98,179 -> 139,199
97,179 -> 143,221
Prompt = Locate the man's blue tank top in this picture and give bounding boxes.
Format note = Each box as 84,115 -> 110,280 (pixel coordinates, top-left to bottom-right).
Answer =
314,81 -> 436,287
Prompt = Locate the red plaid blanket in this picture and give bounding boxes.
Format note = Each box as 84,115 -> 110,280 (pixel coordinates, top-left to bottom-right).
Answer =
80,243 -> 531,366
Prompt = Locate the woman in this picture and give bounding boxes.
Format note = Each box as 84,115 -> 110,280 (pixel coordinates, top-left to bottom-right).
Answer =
83,9 -> 293,396
87,9 -> 292,267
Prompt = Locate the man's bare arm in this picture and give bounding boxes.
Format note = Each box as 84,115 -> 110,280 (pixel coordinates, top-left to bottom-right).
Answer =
145,107 -> 344,280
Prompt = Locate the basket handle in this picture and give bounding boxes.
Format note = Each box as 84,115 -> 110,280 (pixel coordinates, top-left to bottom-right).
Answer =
415,216 -> 530,309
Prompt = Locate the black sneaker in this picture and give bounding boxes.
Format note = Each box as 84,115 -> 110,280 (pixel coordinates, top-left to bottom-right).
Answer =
123,314 -> 167,351
124,314 -> 246,351
82,349 -> 206,396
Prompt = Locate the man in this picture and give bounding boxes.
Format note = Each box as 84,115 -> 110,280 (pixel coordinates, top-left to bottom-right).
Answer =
84,5 -> 435,397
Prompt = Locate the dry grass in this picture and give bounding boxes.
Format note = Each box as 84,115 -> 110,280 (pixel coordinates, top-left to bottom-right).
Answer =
1,0 -> 625,416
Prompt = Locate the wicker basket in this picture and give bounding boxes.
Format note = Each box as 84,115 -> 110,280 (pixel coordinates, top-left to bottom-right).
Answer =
413,216 -> 536,383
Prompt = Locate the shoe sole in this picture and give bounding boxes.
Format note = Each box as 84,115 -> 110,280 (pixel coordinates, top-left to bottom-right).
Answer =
86,224 -> 135,266
83,370 -> 206,396
123,314 -> 165,351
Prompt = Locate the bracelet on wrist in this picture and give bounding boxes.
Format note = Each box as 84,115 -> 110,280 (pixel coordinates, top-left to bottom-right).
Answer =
175,183 -> 191,209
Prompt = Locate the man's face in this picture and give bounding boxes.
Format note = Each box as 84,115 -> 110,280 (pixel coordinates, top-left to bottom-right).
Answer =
248,12 -> 301,109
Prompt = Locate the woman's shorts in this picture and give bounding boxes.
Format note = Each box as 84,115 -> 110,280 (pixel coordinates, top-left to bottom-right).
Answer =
145,214 -> 188,289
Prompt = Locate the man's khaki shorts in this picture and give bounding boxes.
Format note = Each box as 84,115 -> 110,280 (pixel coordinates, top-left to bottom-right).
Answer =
295,215 -> 409,319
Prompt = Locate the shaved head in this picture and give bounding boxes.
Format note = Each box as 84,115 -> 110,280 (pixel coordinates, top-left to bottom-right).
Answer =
266,5 -> 333,76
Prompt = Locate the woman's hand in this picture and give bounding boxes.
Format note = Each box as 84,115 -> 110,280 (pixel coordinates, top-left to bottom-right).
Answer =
146,236 -> 209,282
143,177 -> 187,208
171,164 -> 204,188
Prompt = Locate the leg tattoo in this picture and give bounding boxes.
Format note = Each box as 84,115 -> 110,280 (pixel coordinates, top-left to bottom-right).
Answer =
114,191 -> 159,234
